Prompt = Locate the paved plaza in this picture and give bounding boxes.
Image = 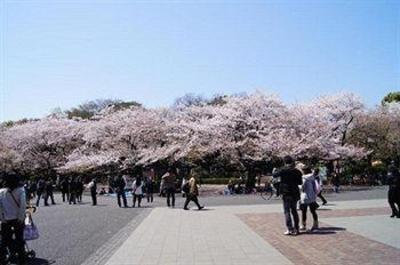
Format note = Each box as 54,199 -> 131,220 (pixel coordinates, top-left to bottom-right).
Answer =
27,188 -> 399,265
100,199 -> 399,265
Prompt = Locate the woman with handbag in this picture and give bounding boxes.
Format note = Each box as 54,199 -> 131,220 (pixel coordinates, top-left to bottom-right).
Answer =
0,172 -> 27,263
299,166 -> 319,232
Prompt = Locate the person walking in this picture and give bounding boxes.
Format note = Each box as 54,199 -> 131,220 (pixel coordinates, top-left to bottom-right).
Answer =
387,165 -> 400,218
88,177 -> 97,206
161,167 -> 177,208
313,168 -> 327,205
44,178 -> 56,206
132,176 -> 144,207
183,172 -> 204,210
114,175 -> 128,207
0,173 -> 27,264
274,156 -> 303,236
299,166 -> 319,232
36,177 -> 46,207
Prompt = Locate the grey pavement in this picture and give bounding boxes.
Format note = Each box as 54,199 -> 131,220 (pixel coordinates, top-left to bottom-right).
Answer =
27,186 -> 389,265
27,195 -> 151,265
104,198 -> 397,265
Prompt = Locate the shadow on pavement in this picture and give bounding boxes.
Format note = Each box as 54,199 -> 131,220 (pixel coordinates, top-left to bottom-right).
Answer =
27,257 -> 55,265
197,208 -> 214,211
305,226 -> 346,235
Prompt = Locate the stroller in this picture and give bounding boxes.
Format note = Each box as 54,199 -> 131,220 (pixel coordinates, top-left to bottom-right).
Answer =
0,205 -> 37,264
23,205 -> 37,259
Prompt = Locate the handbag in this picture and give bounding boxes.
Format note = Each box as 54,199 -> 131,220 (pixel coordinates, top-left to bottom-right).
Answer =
314,179 -> 321,194
24,214 -> 40,241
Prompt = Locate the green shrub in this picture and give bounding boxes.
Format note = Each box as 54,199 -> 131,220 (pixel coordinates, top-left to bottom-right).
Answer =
200,178 -> 230,185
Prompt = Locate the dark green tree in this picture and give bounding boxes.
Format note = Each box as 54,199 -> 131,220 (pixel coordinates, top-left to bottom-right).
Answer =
382,92 -> 400,105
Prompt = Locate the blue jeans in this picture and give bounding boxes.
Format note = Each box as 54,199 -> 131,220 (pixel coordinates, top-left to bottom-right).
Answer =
283,197 -> 299,231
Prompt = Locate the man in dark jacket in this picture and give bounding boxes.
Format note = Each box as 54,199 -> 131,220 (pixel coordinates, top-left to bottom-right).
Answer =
44,178 -> 56,205
69,177 -> 77,205
36,178 -> 46,207
387,165 -> 400,218
114,175 -> 127,207
274,156 -> 303,235
161,167 -> 177,207
60,177 -> 70,202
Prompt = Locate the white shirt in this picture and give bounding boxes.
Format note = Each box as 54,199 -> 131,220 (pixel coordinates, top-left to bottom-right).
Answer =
132,181 -> 143,195
0,187 -> 26,222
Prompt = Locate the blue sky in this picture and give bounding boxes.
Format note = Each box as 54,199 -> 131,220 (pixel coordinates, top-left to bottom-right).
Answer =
0,0 -> 399,121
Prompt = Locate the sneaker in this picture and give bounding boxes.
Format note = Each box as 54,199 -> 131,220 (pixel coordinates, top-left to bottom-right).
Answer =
198,206 -> 204,210
283,230 -> 291,236
291,229 -> 299,236
299,226 -> 306,231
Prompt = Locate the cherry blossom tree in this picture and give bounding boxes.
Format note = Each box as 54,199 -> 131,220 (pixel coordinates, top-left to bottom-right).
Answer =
0,117 -> 85,177
0,92 -> 371,182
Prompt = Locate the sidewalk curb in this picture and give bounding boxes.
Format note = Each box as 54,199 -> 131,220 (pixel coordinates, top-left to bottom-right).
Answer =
81,208 -> 152,265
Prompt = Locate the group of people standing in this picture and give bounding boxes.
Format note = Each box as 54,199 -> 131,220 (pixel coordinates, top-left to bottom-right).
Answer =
24,176 -> 99,207
24,178 -> 57,207
59,177 -> 85,205
109,167 -> 204,210
110,169 -> 155,208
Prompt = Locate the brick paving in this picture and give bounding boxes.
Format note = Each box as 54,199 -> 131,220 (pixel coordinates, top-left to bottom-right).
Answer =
103,198 -> 398,265
238,207 -> 400,265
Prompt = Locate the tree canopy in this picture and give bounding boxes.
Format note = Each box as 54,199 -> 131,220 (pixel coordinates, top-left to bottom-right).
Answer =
2,92 -> 388,179
382,92 -> 400,105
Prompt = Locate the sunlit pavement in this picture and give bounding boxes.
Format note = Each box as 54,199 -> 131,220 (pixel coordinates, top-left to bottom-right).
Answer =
101,199 -> 399,265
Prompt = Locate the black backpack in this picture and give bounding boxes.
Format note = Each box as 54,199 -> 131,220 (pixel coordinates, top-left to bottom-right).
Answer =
182,182 -> 190,194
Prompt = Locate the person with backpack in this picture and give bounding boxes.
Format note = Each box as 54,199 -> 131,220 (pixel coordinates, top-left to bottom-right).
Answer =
0,173 -> 27,264
161,167 -> 177,208
132,176 -> 144,208
299,166 -> 319,232
274,156 -> 303,236
183,171 -> 204,210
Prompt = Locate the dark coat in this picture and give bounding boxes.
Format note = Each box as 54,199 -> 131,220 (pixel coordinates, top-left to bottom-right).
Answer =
275,165 -> 303,200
